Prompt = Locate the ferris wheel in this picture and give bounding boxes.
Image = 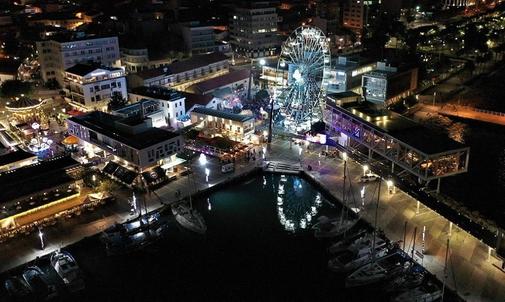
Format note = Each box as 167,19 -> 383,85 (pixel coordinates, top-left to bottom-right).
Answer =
274,26 -> 331,132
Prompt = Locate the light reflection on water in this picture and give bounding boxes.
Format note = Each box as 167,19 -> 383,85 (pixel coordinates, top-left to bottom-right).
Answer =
269,174 -> 325,232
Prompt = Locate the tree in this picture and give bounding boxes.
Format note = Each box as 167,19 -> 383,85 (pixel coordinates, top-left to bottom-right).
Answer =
0,80 -> 33,98
107,91 -> 127,111
96,179 -> 120,194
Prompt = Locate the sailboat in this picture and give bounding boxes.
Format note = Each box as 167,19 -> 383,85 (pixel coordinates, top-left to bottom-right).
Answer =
172,164 -> 207,234
315,156 -> 358,238
345,179 -> 410,287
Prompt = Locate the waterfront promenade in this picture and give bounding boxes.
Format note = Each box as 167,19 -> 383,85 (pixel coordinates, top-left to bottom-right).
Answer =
1,139 -> 504,301
266,139 -> 505,302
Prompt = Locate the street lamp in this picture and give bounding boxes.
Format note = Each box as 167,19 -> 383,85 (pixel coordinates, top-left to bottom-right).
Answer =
38,228 -> 44,250
342,152 -> 348,161
205,168 -> 210,183
199,153 -> 207,166
363,165 -> 369,176
386,180 -> 395,194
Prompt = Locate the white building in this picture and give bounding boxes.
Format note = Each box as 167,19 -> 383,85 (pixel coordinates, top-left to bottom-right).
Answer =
64,64 -> 127,112
230,1 -> 281,58
36,35 -> 120,86
129,86 -> 186,129
67,111 -> 183,171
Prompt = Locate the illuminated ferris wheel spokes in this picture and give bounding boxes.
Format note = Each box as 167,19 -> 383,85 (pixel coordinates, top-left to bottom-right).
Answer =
275,26 -> 331,132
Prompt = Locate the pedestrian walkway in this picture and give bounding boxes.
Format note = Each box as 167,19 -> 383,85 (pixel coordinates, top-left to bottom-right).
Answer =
267,140 -> 505,302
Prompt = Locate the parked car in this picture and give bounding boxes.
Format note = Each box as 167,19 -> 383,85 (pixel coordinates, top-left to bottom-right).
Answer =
360,173 -> 380,183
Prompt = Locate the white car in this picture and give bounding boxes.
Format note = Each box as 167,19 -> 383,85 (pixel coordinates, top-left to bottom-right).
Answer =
360,174 -> 380,183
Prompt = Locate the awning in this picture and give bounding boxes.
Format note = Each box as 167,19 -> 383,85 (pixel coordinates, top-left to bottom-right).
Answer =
62,135 -> 79,145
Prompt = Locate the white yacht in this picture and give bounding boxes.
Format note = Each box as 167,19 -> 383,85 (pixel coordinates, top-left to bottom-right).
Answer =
50,250 -> 85,292
328,238 -> 388,273
345,251 -> 410,288
172,202 -> 207,234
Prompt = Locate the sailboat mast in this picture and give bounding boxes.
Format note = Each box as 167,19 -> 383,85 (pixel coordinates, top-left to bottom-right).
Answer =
371,178 -> 381,262
441,237 -> 450,302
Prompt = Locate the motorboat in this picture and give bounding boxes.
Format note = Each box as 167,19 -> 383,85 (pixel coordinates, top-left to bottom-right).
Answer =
328,238 -> 389,273
50,250 -> 85,292
22,266 -> 58,300
314,218 -> 358,239
4,276 -> 32,300
345,251 -> 410,288
392,280 -> 442,302
172,202 -> 207,234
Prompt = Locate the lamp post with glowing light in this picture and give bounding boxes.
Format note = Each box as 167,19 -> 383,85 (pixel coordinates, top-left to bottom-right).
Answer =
205,168 -> 210,183
386,180 -> 395,194
38,228 -> 44,250
363,164 -> 369,176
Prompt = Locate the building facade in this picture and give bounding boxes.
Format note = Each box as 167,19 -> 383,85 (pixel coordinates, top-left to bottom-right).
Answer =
343,0 -> 380,33
230,1 -> 281,58
328,56 -> 376,94
67,111 -> 183,171
36,35 -> 120,85
361,62 -> 418,106
64,64 -> 127,111
129,86 -> 187,128
127,52 -> 229,90
191,107 -> 255,142
120,47 -> 172,74
179,21 -> 218,55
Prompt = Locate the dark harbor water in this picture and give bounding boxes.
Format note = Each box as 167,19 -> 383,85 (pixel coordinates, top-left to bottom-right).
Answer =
62,174 -> 382,301
442,118 -> 505,224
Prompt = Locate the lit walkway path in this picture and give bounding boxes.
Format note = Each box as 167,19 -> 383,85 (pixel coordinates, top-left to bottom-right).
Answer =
267,139 -> 505,302
421,104 -> 505,126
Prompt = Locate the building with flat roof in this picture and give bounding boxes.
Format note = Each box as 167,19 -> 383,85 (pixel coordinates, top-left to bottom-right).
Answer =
0,156 -> 82,232
324,99 -> 469,184
128,86 -> 187,128
178,21 -> 219,55
230,1 -> 281,58
187,69 -> 250,96
63,64 -> 127,111
191,107 -> 255,142
67,111 -> 183,171
361,62 -> 418,106
36,35 -> 120,85
0,149 -> 37,173
120,46 -> 173,74
328,56 -> 375,94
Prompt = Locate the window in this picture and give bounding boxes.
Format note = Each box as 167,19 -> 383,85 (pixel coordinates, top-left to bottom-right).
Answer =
117,82 -> 121,88
111,82 -> 117,88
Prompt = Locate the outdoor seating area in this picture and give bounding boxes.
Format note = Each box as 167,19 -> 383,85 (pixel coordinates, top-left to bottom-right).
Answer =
102,162 -> 138,187
0,193 -> 112,244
